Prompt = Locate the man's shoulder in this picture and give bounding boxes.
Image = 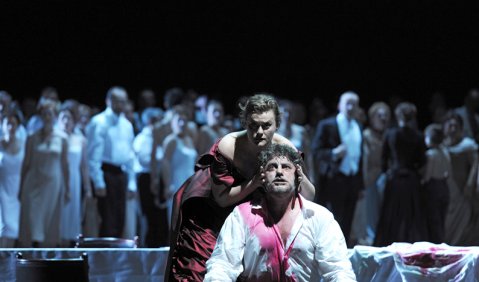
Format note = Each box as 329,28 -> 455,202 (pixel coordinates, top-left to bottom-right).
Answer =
302,198 -> 334,220
318,116 -> 338,128
89,110 -> 107,125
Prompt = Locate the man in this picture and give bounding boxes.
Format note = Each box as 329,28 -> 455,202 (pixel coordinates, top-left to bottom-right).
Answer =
311,91 -> 363,246
86,86 -> 136,237
204,144 -> 356,281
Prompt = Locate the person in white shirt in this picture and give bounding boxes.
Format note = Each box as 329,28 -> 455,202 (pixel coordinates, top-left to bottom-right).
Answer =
133,107 -> 165,247
311,91 -> 364,247
85,86 -> 136,237
205,143 -> 356,282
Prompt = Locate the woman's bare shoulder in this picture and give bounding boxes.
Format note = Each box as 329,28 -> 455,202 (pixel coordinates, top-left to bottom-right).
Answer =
217,131 -> 244,160
273,133 -> 298,151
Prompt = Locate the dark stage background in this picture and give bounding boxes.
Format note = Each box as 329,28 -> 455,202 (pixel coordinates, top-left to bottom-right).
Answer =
2,2 -> 479,127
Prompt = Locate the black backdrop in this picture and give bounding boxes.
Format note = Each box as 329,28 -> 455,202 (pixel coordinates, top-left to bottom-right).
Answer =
2,2 -> 479,127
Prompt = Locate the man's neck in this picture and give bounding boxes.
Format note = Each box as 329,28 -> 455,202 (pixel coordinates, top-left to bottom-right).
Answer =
265,193 -> 299,224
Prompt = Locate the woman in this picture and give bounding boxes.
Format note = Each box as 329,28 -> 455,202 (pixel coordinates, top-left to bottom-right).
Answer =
442,111 -> 478,245
195,99 -> 229,155
18,100 -> 69,247
161,105 -> 198,229
351,102 -> 390,246
58,107 -> 91,247
374,102 -> 427,247
0,113 -> 25,247
166,94 -> 315,281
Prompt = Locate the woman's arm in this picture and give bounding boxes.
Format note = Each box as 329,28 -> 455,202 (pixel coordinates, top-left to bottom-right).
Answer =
161,136 -> 176,200
61,137 -> 70,202
296,165 -> 315,201
19,136 -> 33,200
80,137 -> 92,197
211,171 -> 264,208
276,134 -> 315,200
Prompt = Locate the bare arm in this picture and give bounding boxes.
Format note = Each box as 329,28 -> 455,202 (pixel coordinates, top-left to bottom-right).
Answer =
211,170 -> 264,208
150,125 -> 161,196
161,136 -> 176,200
277,134 -> 316,201
19,136 -> 33,200
195,127 -> 210,155
61,137 -> 70,202
80,137 -> 92,197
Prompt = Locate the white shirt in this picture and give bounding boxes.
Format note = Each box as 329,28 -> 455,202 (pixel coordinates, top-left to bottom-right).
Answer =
85,107 -> 137,191
132,126 -> 163,174
205,195 -> 357,282
336,113 -> 362,175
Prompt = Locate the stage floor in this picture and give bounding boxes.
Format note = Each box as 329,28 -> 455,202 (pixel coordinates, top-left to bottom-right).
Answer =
1,242 -> 478,281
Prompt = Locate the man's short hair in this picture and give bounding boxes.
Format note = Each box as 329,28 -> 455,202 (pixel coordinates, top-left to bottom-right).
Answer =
258,143 -> 303,169
394,102 -> 417,123
106,86 -> 127,100
424,123 -> 444,145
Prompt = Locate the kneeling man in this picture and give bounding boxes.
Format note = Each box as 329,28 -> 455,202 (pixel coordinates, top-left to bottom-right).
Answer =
205,144 -> 356,281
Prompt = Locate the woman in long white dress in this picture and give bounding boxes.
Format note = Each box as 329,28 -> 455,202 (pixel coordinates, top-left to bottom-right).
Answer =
161,105 -> 198,229
58,108 -> 91,246
351,102 -> 390,245
18,100 -> 69,247
442,112 -> 479,245
0,113 -> 25,247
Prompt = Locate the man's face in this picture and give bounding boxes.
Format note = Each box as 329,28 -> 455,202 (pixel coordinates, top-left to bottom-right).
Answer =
108,90 -> 128,115
264,156 -> 296,195
246,110 -> 277,148
338,94 -> 359,119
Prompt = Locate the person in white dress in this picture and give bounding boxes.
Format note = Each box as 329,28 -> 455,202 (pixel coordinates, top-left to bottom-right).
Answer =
18,100 -> 69,247
0,113 -> 25,247
161,105 -> 198,228
442,111 -> 479,245
195,100 -> 229,155
58,107 -> 91,247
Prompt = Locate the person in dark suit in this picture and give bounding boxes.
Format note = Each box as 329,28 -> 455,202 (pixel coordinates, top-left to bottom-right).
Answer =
312,91 -> 364,246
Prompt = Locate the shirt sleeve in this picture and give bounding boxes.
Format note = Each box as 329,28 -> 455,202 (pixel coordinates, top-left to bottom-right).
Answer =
314,211 -> 357,282
204,208 -> 245,282
125,122 -> 137,192
86,119 -> 107,190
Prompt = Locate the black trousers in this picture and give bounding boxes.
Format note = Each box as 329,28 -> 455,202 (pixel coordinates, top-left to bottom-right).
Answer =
319,172 -> 361,246
97,163 -> 127,237
137,172 -> 168,247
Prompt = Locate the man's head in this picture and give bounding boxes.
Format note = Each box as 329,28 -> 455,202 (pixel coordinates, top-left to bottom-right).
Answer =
338,91 -> 359,120
258,144 -> 303,196
106,86 -> 128,115
394,102 -> 417,126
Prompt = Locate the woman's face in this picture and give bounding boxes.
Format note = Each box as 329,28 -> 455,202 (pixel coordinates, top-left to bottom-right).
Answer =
246,109 -> 277,148
58,110 -> 75,132
2,116 -> 18,137
370,107 -> 390,132
443,118 -> 461,138
279,104 -> 292,124
171,113 -> 187,134
206,103 -> 224,126
41,106 -> 57,126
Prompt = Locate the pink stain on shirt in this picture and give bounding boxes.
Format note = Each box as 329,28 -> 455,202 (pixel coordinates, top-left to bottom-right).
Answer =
238,201 -> 297,282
